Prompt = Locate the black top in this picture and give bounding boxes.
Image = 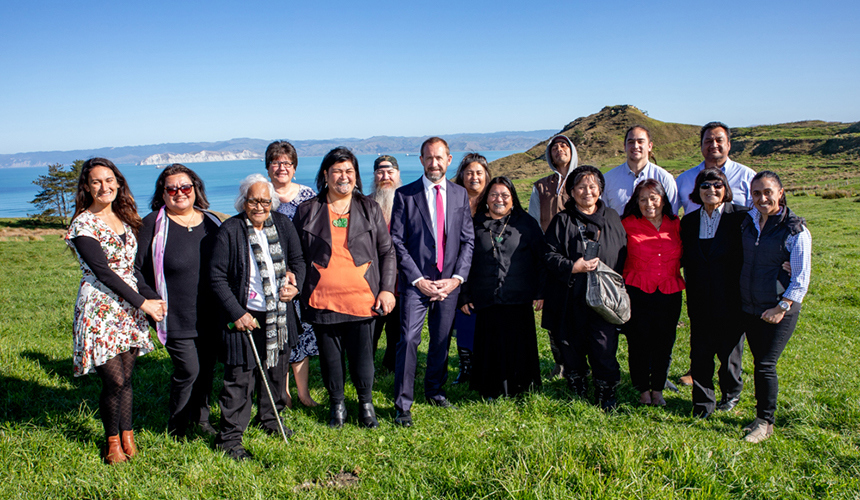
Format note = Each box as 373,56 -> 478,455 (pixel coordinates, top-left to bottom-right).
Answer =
135,212 -> 220,338
460,210 -> 546,309
72,233 -> 157,308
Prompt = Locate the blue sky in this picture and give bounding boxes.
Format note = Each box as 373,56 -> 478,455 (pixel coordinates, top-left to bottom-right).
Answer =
1,0 -> 858,154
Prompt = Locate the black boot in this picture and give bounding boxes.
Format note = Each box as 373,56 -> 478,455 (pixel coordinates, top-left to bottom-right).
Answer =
328,402 -> 347,428
594,380 -> 618,411
566,373 -> 588,399
358,402 -> 378,429
453,347 -> 472,385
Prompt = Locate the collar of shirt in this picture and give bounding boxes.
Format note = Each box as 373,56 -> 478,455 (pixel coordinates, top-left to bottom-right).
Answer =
422,174 -> 446,194
625,161 -> 651,178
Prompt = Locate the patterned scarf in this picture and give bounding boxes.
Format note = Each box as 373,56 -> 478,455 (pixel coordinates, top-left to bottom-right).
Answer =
245,215 -> 288,368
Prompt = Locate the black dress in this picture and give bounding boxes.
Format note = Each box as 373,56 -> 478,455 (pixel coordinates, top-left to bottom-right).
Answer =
463,210 -> 545,399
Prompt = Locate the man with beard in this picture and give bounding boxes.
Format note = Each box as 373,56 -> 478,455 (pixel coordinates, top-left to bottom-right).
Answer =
391,137 -> 474,427
370,155 -> 402,373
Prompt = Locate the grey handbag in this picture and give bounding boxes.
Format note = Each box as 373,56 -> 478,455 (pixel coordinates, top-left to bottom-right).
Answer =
577,222 -> 631,325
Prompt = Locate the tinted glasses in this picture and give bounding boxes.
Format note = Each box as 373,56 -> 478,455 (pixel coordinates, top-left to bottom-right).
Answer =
165,184 -> 194,196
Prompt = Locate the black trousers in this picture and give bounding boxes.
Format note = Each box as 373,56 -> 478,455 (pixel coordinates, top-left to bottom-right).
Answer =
215,311 -> 290,449
559,306 -> 621,384
689,314 -> 745,416
165,336 -> 216,435
624,287 -> 682,393
315,319 -> 375,405
372,300 -> 401,373
743,305 -> 801,424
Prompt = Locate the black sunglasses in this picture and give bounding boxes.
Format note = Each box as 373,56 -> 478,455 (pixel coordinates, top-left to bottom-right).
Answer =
699,181 -> 725,190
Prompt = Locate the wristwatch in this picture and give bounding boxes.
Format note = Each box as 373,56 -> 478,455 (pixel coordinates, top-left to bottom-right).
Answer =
777,300 -> 791,312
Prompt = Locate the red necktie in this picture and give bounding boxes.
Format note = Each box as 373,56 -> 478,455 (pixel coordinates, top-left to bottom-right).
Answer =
435,185 -> 445,273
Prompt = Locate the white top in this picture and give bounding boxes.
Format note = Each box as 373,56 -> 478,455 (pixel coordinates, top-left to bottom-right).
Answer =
677,159 -> 756,215
247,228 -> 276,312
602,161 -> 680,215
698,203 -> 725,239
422,174 -> 448,244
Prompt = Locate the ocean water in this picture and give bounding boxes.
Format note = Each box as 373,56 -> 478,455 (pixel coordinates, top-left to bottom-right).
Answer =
0,151 -> 522,218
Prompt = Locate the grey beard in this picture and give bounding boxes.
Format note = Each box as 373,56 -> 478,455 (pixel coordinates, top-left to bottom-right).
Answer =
371,185 -> 397,224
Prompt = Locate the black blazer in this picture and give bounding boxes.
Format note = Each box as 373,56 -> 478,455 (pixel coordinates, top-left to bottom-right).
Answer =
209,211 -> 306,346
293,193 -> 396,323
680,203 -> 747,321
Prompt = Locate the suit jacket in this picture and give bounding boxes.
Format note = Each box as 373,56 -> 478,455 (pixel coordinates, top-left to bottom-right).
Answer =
390,177 -> 474,292
293,193 -> 397,323
680,203 -> 748,321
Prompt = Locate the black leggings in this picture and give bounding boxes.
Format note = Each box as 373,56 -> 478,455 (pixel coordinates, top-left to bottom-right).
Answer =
94,348 -> 138,436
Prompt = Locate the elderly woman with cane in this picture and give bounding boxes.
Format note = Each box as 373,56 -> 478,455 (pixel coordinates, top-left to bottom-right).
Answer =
210,173 -> 306,461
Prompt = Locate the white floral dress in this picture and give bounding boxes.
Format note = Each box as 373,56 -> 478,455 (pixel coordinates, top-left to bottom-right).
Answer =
66,211 -> 154,376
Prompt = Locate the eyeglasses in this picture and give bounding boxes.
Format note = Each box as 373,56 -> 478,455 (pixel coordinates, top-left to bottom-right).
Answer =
270,161 -> 294,169
245,198 -> 272,208
488,193 -> 511,200
165,184 -> 194,196
699,181 -> 725,190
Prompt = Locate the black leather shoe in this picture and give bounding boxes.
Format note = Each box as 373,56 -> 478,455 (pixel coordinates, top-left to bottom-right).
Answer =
220,444 -> 252,461
262,418 -> 294,438
328,402 -> 347,428
196,421 -> 218,436
716,395 -> 740,412
394,410 -> 413,427
427,397 -> 455,409
358,403 -> 379,428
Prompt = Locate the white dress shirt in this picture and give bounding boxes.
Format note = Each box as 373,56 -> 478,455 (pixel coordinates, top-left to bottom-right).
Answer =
677,159 -> 756,215
602,161 -> 680,215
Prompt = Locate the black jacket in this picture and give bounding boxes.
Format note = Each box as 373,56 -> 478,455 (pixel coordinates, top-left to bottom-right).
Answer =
542,200 -> 627,333
209,211 -> 306,359
460,210 -> 546,309
680,203 -> 747,322
293,193 -> 396,323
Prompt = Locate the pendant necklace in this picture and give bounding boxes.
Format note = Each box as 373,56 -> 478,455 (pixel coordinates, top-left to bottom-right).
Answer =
170,209 -> 197,232
489,213 -> 511,257
329,196 -> 350,228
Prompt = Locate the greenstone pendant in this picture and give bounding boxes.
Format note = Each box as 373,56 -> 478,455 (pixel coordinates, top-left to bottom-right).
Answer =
332,218 -> 348,228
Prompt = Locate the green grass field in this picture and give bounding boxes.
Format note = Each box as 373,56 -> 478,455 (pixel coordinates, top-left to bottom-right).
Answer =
1,193 -> 859,499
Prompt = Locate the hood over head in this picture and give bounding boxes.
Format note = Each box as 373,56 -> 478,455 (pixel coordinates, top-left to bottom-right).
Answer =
545,134 -> 579,174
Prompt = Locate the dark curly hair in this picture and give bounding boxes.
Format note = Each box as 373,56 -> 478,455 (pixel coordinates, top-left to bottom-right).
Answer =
72,158 -> 141,234
150,164 -> 209,211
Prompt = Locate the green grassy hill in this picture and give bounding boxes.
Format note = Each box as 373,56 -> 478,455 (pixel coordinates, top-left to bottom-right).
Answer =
492,105 -> 860,194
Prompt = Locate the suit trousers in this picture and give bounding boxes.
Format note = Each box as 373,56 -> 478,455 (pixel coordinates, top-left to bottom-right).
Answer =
690,315 -> 745,416
165,336 -> 216,435
624,287 -> 682,393
743,305 -> 801,424
394,284 -> 459,411
215,311 -> 290,449
316,319 -> 375,405
372,299 -> 401,373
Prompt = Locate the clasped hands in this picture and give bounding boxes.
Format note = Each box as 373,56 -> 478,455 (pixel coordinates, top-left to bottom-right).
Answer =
141,299 -> 167,322
416,277 -> 459,301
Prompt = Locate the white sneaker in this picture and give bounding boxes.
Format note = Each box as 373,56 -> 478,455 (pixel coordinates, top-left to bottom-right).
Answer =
743,418 -> 773,443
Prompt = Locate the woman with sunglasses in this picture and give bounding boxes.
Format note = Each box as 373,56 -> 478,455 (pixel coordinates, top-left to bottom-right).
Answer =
135,164 -> 223,438
680,168 -> 748,418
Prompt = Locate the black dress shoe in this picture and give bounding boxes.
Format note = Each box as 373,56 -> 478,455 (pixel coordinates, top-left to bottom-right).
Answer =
394,410 -> 413,427
328,402 -> 347,428
716,395 -> 740,412
427,397 -> 455,409
220,444 -> 252,461
262,418 -> 294,438
358,403 -> 379,429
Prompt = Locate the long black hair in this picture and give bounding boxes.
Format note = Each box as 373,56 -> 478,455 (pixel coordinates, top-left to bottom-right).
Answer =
621,178 -> 676,220
150,164 -> 210,211
315,147 -> 364,196
477,176 -> 523,216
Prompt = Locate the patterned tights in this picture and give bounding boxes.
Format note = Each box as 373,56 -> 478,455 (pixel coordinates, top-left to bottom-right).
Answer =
94,348 -> 138,436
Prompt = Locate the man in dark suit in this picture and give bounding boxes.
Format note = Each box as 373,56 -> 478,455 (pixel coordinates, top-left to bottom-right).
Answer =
390,137 -> 474,427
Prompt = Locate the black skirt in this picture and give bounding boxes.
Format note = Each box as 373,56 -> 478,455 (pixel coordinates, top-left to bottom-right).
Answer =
470,304 -> 542,399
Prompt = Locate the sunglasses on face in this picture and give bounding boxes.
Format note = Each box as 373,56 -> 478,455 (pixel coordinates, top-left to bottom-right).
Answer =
165,184 -> 194,196
699,181 -> 725,190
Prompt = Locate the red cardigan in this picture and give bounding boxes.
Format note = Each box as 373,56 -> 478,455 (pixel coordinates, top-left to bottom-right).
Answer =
621,215 -> 685,294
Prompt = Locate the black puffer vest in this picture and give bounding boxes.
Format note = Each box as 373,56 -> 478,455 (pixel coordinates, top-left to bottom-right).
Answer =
739,207 -> 805,316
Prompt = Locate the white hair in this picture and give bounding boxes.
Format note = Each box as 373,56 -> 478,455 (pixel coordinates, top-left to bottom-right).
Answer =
234,173 -> 280,213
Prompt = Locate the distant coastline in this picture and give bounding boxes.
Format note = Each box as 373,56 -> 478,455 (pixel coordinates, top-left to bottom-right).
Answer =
138,150 -> 262,165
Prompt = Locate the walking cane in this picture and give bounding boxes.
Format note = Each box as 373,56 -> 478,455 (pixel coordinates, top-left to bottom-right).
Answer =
232,318 -> 290,444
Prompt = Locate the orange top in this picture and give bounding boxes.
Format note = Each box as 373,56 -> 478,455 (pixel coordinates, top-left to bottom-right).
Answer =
308,206 -> 376,317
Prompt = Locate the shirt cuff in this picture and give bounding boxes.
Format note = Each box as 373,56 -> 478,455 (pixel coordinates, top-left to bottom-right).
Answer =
411,276 -> 425,287
452,275 -> 464,284
782,289 -> 805,304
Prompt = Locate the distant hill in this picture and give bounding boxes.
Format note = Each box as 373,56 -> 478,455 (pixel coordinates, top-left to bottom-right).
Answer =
490,105 -> 860,191
0,131 -> 556,168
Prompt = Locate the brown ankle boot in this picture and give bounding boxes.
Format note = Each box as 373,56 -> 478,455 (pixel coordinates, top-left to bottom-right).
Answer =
121,430 -> 138,458
105,435 -> 127,464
